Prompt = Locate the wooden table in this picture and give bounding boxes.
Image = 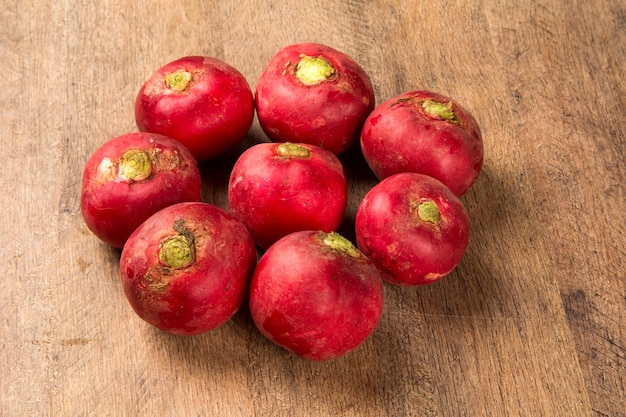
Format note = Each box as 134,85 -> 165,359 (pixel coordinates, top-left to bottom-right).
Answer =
2,1 -> 624,416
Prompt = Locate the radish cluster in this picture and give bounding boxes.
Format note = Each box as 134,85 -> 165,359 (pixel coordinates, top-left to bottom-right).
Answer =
81,43 -> 483,361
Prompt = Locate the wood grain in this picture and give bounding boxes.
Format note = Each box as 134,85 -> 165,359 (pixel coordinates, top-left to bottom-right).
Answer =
1,0 -> 624,416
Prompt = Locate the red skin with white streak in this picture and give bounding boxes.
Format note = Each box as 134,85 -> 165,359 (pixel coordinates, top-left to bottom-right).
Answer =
249,230 -> 384,361
135,56 -> 254,161
360,90 -> 483,196
255,43 -> 375,155
81,132 -> 201,249
228,142 -> 348,250
356,173 -> 470,286
120,202 -> 257,336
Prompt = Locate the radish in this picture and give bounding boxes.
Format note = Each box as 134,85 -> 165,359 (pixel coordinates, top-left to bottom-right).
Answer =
135,56 -> 255,161
120,202 -> 257,336
360,90 -> 483,196
355,173 -> 470,286
255,43 -> 375,155
249,230 -> 384,360
228,142 -> 348,249
81,132 -> 202,249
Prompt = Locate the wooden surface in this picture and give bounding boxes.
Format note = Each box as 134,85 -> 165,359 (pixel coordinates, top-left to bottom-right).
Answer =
2,0 -> 624,416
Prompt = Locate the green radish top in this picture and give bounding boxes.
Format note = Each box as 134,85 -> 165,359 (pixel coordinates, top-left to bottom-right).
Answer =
295,55 -> 336,86
276,142 -> 312,158
159,220 -> 196,269
421,99 -> 457,123
165,70 -> 193,92
117,150 -> 152,182
413,199 -> 440,225
321,232 -> 360,258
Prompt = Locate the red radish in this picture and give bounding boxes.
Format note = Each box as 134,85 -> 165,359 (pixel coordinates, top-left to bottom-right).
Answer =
360,90 -> 483,196
355,173 -> 470,286
135,56 -> 255,161
228,142 -> 348,249
120,202 -> 257,336
81,132 -> 202,249
249,230 -> 384,361
255,43 -> 375,155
